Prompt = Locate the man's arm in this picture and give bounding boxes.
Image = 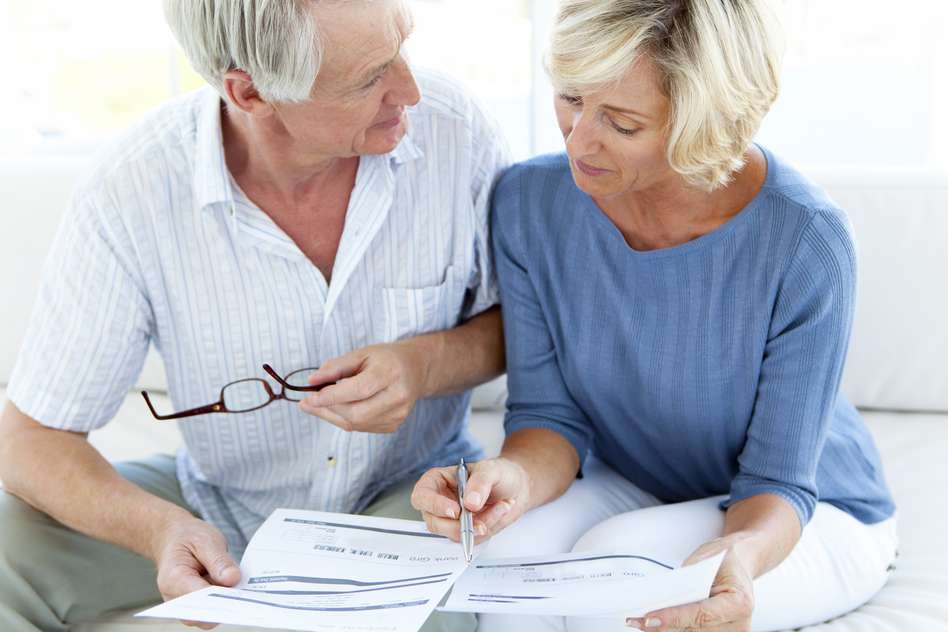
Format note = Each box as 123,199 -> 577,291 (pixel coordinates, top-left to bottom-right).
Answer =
402,305 -> 505,398
0,402 -> 180,558
0,402 -> 240,606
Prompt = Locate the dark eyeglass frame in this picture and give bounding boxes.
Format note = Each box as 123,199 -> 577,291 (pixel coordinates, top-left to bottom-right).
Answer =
141,364 -> 329,421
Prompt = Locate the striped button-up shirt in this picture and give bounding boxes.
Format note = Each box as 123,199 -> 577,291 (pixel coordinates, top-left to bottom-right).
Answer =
7,71 -> 508,554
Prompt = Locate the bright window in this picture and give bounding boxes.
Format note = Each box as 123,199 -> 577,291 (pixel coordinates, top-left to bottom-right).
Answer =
1,0 -> 945,169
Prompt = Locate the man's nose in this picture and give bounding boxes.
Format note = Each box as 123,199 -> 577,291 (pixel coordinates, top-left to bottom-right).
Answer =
386,55 -> 421,107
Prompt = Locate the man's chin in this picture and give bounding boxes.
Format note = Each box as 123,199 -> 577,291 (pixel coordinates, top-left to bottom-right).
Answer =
361,127 -> 408,156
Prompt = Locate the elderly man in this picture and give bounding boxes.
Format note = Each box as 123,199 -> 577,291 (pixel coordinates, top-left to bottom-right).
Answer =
0,1 -> 506,630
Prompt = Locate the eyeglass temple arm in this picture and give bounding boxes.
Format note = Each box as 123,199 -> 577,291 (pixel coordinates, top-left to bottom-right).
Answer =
141,391 -> 224,421
262,364 -> 329,392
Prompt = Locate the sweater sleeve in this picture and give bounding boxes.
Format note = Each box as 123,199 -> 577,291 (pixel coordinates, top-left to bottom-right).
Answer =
722,209 -> 858,527
491,168 -> 594,465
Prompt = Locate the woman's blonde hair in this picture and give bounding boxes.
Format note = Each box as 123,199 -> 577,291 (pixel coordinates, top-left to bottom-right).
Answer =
548,0 -> 783,191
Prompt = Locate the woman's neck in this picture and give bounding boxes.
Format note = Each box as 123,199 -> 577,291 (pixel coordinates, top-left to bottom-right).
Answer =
595,147 -> 767,252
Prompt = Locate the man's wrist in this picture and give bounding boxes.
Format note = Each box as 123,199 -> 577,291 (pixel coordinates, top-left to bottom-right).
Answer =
395,333 -> 443,400
146,504 -> 197,562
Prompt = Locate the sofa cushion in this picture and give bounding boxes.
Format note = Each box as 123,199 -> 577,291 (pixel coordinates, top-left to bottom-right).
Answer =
812,170 -> 948,413
2,388 -> 944,632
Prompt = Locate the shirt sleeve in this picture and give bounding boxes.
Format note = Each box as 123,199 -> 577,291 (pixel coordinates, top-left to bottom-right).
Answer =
6,184 -> 153,432
492,168 -> 594,465
460,98 -> 511,320
722,210 -> 858,527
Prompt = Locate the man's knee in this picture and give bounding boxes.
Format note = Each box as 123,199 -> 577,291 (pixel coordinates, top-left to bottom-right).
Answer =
0,491 -> 58,629
0,490 -> 48,573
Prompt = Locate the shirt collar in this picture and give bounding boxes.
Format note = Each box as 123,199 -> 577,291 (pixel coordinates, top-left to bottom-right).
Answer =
194,88 -> 235,211
192,88 -> 425,212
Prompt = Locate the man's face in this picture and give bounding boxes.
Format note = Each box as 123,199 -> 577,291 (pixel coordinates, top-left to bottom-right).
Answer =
270,0 -> 420,159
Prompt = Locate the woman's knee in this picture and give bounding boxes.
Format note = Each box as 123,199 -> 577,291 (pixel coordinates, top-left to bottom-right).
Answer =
572,497 -> 726,564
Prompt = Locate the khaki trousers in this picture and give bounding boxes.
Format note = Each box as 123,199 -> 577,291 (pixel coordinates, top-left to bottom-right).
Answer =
0,454 -> 474,632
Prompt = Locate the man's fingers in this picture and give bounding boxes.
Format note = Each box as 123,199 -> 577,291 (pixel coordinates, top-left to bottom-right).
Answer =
190,539 -> 240,587
306,372 -> 387,408
308,351 -> 365,387
303,406 -> 353,432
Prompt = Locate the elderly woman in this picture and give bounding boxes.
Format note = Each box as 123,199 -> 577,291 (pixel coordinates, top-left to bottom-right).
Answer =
412,1 -> 897,631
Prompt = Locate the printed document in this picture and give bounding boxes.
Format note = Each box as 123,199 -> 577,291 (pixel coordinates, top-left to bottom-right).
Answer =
440,550 -> 724,618
137,509 -> 469,632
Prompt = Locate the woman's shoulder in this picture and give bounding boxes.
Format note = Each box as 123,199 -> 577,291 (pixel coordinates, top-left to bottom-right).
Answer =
756,147 -> 857,278
492,153 -> 575,229
758,146 -> 849,225
496,152 -> 572,194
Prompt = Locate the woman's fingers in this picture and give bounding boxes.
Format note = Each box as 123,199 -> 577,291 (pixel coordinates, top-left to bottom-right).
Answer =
476,499 -> 516,533
463,460 -> 509,512
411,468 -> 460,518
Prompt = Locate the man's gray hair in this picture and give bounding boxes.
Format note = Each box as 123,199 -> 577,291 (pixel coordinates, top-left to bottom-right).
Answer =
163,0 -> 322,103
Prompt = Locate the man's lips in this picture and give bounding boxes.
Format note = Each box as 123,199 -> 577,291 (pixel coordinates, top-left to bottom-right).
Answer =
374,113 -> 403,129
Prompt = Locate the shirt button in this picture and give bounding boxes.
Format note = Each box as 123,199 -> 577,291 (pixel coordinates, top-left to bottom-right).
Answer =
327,456 -> 337,467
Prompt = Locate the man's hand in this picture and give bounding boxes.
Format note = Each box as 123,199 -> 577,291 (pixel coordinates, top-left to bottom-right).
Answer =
151,512 -> 241,630
411,458 -> 531,543
298,342 -> 429,434
626,536 -> 755,631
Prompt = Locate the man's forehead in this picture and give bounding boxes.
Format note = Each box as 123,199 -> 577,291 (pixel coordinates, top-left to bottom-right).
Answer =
313,0 -> 410,91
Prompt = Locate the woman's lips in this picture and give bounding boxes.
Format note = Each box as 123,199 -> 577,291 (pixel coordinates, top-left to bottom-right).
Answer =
575,159 -> 611,177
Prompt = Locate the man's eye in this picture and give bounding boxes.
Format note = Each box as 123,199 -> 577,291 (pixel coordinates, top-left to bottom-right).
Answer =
363,74 -> 384,89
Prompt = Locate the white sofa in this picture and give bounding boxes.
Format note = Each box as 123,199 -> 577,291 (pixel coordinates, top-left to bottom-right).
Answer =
1,154 -> 946,631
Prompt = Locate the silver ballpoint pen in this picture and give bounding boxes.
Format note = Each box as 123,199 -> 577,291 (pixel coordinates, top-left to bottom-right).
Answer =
457,458 -> 475,563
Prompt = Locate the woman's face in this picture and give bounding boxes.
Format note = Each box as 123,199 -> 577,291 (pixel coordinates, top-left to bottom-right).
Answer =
554,58 -> 673,200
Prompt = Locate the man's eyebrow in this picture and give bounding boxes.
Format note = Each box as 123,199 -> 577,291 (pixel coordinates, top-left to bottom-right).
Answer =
357,58 -> 395,85
354,21 -> 413,87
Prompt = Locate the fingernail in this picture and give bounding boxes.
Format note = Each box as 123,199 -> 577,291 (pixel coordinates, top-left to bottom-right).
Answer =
625,618 -> 642,629
476,523 -> 487,536
496,502 -> 511,516
645,618 -> 662,628
465,492 -> 482,507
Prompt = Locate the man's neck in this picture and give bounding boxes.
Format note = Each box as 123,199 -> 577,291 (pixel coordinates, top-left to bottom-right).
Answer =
220,102 -> 356,206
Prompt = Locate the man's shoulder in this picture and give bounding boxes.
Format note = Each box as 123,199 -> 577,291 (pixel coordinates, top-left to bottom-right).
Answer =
411,68 -> 480,124
79,89 -> 206,200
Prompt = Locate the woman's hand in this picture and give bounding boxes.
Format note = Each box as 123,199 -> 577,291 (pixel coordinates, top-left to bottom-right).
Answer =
626,535 -> 755,631
411,457 -> 532,543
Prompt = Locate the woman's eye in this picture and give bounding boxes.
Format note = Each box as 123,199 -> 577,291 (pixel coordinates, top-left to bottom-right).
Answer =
559,93 -> 583,106
611,121 -> 639,136
363,74 -> 384,90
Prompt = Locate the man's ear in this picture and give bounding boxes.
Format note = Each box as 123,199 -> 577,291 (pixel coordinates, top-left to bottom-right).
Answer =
222,70 -> 274,117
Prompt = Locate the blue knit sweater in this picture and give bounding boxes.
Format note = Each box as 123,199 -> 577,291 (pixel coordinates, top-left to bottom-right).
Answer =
493,147 -> 895,526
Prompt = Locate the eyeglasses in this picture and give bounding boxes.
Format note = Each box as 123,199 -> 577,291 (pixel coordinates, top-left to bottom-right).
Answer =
141,364 -> 328,421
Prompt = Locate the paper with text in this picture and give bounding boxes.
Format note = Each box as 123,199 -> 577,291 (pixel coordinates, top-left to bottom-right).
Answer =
138,509 -> 469,632
440,550 -> 724,618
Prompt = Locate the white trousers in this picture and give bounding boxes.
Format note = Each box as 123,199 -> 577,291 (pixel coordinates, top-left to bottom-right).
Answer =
477,457 -> 897,632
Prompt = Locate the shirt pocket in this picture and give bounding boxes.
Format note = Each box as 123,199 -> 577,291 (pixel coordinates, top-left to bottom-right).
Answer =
378,265 -> 463,343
